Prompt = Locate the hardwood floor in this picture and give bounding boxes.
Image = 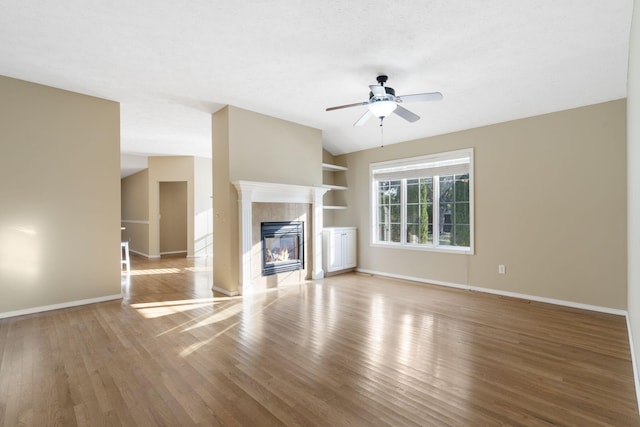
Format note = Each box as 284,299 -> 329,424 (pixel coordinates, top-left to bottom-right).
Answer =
1,255 -> 639,426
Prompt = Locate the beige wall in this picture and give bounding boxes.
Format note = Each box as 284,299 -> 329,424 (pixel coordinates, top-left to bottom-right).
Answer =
194,156 -> 213,257
338,100 -> 627,310
228,106 -> 322,186
148,156 -> 195,257
212,107 -> 237,293
159,181 -> 188,254
627,0 -> 640,401
212,106 -> 323,294
0,75 -> 121,315
121,169 -> 150,256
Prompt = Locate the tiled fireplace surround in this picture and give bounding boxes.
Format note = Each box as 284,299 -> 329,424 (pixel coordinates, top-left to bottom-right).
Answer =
233,181 -> 328,293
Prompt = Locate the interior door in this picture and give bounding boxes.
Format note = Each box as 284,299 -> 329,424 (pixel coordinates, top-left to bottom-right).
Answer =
159,181 -> 187,255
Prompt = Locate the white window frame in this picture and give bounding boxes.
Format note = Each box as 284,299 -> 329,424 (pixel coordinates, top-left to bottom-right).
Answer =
369,148 -> 474,255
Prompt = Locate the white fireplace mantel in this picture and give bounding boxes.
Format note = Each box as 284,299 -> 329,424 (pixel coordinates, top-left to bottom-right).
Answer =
232,180 -> 329,293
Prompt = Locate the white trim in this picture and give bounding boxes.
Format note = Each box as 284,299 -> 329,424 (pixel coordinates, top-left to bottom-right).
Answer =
159,250 -> 187,255
232,181 -> 328,205
129,249 -> 160,259
626,314 -> 640,413
370,241 -> 472,255
212,285 -> 240,297
232,181 -> 329,292
121,219 -> 150,224
0,294 -> 123,319
370,148 -> 473,179
322,163 -> 348,172
356,268 -> 627,316
322,184 -> 348,191
187,254 -> 211,259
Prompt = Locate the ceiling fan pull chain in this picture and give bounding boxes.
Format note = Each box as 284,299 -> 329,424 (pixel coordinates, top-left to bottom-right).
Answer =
380,118 -> 384,148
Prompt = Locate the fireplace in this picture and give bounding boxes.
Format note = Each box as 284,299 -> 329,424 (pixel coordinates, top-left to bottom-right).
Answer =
261,221 -> 304,276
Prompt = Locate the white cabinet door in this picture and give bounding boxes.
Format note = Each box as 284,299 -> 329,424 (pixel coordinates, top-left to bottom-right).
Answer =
327,230 -> 344,272
342,229 -> 356,268
323,227 -> 356,273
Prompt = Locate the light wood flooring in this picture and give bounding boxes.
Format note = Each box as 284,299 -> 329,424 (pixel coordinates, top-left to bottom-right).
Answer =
1,255 -> 639,426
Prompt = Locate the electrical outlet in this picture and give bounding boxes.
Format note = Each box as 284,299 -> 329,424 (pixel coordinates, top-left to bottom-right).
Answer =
498,264 -> 506,274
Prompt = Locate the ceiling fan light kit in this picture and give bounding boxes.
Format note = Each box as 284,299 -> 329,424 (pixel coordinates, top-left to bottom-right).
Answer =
368,99 -> 397,118
326,75 -> 443,127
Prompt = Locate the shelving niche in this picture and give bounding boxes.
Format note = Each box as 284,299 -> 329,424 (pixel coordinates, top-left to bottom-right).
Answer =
322,162 -> 348,210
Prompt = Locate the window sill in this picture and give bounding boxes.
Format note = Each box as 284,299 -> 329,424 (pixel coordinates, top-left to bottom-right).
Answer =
370,242 -> 474,255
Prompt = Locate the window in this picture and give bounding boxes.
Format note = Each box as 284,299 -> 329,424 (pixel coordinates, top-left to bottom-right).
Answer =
370,149 -> 473,253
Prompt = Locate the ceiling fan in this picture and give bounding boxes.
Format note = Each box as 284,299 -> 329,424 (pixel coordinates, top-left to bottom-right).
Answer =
326,75 -> 443,126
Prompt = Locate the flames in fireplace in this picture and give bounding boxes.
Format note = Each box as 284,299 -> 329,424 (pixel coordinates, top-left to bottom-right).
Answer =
261,222 -> 303,276
266,246 -> 290,263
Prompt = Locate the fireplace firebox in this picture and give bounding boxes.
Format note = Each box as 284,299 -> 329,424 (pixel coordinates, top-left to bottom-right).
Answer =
261,221 -> 304,276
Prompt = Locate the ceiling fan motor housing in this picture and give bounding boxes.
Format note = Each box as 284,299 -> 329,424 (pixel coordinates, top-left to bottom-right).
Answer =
369,86 -> 396,100
376,75 -> 389,85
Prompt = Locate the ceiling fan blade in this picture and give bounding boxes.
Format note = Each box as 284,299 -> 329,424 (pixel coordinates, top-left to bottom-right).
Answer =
397,92 -> 443,103
354,110 -> 373,126
369,85 -> 386,97
394,105 -> 420,123
326,101 -> 368,111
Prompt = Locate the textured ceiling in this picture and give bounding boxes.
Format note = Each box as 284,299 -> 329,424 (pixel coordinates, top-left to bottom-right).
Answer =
0,0 -> 633,167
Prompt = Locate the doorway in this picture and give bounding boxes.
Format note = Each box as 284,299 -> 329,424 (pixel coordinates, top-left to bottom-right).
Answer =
159,181 -> 188,256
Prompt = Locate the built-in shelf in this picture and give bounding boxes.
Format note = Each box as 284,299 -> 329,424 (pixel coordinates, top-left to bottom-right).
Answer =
322,184 -> 348,191
322,162 -> 348,210
322,163 -> 348,172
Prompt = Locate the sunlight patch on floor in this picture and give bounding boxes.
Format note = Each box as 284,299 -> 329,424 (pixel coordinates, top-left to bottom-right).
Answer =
183,302 -> 244,331
184,266 -> 213,272
129,268 -> 182,276
130,296 -> 245,319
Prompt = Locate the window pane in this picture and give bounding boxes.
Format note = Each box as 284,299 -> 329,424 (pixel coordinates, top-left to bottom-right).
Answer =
439,229 -> 452,246
407,224 -> 419,243
425,203 -> 433,224
378,225 -> 388,242
390,224 -> 401,242
422,177 -> 433,203
455,174 -> 470,202
407,204 -> 419,223
440,176 -> 454,203
378,180 -> 401,205
390,205 -> 401,223
407,182 -> 419,203
454,202 -> 469,225
420,222 -> 432,244
389,181 -> 401,204
378,181 -> 389,205
378,206 -> 388,224
453,225 -> 470,247
440,203 -> 453,226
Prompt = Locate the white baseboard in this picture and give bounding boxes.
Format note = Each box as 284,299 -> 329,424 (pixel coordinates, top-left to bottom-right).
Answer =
129,249 -> 160,259
188,253 -> 213,259
625,314 -> 640,414
355,268 -> 627,316
212,285 -> 239,296
160,250 -> 187,256
0,293 -> 122,319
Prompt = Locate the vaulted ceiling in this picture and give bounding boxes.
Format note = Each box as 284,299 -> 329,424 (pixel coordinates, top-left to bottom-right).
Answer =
0,1 -> 633,165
